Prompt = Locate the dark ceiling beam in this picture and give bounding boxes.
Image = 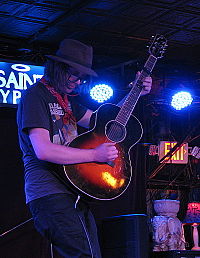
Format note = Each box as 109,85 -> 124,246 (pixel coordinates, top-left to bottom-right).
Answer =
53,24 -> 191,49
2,0 -> 70,10
144,0 -> 200,16
27,0 -> 98,43
84,0 -> 197,21
131,0 -> 193,36
0,12 -> 48,25
83,8 -> 199,38
79,4 -> 199,49
0,35 -> 25,45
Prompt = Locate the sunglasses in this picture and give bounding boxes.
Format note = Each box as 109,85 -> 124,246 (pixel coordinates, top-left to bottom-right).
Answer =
67,69 -> 87,83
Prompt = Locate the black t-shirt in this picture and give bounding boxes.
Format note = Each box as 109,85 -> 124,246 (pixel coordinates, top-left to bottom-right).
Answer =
17,82 -> 87,203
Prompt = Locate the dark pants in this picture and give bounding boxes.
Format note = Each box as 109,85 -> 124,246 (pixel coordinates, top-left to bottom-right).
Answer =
28,193 -> 102,258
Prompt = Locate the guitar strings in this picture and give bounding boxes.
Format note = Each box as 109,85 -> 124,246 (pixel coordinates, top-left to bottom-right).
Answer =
104,57 -> 154,142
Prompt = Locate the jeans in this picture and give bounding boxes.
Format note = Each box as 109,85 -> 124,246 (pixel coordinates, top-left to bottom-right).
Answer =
28,193 -> 102,258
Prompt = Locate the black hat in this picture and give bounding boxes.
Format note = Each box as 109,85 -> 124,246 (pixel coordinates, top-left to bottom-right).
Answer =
46,39 -> 97,77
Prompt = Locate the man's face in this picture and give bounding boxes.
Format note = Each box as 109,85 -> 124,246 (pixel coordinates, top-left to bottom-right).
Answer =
65,67 -> 87,93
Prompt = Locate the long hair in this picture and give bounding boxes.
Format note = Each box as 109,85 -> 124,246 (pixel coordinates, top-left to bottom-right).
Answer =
44,58 -> 92,95
44,59 -> 70,94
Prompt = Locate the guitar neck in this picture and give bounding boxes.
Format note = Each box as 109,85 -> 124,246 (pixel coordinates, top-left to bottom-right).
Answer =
116,54 -> 157,126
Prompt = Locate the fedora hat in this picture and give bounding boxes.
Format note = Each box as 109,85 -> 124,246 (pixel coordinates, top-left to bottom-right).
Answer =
46,39 -> 97,77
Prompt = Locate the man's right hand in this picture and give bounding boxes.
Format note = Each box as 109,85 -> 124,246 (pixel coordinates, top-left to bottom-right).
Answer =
93,142 -> 118,163
29,128 -> 118,165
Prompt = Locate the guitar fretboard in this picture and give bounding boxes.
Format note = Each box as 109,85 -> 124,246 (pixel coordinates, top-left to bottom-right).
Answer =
116,55 -> 157,126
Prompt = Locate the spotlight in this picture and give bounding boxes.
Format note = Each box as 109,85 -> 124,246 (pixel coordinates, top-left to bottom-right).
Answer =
171,91 -> 193,110
90,84 -> 113,103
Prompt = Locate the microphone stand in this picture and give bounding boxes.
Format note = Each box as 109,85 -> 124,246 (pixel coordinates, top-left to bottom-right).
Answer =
0,218 -> 54,258
0,218 -> 33,237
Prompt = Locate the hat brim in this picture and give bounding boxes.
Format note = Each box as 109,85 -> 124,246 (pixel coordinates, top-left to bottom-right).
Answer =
46,55 -> 98,77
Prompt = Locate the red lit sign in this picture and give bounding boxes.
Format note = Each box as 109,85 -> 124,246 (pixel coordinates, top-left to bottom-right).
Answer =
158,141 -> 188,164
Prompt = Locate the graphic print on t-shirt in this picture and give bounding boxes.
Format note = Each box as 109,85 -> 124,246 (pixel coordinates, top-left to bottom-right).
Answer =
49,103 -> 64,116
49,102 -> 78,145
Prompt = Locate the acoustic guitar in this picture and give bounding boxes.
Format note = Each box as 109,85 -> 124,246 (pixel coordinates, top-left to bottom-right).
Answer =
63,34 -> 168,200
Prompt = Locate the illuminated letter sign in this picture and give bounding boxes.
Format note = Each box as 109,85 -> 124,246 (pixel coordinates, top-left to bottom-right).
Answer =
0,62 -> 44,105
158,141 -> 188,164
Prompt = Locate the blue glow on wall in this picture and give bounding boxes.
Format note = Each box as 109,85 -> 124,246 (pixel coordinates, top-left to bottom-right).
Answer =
0,62 -> 44,105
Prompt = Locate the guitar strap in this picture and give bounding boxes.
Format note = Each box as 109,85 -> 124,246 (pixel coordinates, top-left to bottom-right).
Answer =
40,77 -> 76,125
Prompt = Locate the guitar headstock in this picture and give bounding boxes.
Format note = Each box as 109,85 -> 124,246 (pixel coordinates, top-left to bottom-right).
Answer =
149,34 -> 167,58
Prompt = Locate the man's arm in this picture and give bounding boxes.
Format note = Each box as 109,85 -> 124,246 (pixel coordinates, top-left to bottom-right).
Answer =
29,128 -> 118,164
77,109 -> 93,128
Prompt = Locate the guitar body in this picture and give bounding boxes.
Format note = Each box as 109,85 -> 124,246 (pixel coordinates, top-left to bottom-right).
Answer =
63,103 -> 143,200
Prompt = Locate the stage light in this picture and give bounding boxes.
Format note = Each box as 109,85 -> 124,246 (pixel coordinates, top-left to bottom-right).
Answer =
90,84 -> 113,103
171,91 -> 193,110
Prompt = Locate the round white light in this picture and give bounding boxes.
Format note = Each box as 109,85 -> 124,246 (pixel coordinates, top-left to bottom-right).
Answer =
90,84 -> 113,103
171,91 -> 193,110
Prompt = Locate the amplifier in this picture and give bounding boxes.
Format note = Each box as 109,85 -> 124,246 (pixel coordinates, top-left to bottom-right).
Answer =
151,250 -> 200,258
101,214 -> 149,258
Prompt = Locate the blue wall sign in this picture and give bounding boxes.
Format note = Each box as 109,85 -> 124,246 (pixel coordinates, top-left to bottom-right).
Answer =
0,62 -> 44,105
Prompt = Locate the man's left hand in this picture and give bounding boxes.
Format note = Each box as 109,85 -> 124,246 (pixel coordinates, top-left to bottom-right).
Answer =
141,75 -> 152,96
138,71 -> 152,96
134,71 -> 152,96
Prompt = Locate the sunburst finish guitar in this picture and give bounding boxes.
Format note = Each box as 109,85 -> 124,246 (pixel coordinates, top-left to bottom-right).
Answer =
63,35 -> 168,200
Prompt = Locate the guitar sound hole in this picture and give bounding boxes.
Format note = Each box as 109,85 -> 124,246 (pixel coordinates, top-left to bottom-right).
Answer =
106,121 -> 126,142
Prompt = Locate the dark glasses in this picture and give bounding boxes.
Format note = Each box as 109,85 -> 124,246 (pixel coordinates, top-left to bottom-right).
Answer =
67,70 -> 87,83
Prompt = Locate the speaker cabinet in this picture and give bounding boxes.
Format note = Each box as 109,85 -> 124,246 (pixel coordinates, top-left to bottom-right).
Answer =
151,250 -> 200,258
101,214 -> 149,258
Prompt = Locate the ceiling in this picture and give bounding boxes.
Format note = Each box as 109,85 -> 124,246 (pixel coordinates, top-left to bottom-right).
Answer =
1,0 -> 200,77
